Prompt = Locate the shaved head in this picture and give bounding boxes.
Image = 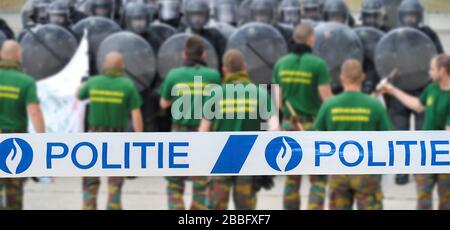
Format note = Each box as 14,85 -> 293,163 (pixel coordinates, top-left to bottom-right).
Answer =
341,59 -> 363,84
1,40 -> 21,61
103,51 -> 124,71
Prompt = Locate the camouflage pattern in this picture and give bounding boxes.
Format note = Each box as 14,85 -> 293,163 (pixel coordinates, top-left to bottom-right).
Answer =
329,175 -> 383,210
208,176 -> 257,210
0,178 -> 26,210
415,174 -> 450,210
82,177 -> 125,210
282,119 -> 328,210
166,124 -> 208,210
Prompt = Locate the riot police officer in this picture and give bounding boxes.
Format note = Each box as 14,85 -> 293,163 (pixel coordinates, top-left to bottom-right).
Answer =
323,0 -> 355,27
158,0 -> 183,28
47,0 -> 74,29
360,0 -> 389,32
278,0 -> 302,28
213,0 -> 239,26
302,0 -> 324,22
179,0 -> 227,67
249,0 -> 294,51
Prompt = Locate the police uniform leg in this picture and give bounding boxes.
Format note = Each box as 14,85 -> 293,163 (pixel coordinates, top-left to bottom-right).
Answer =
437,174 -> 450,210
4,178 -> 26,210
282,119 -> 302,210
329,175 -> 353,210
308,175 -> 327,210
83,177 -> 101,210
233,176 -> 257,210
166,176 -> 187,210
107,177 -> 125,210
190,176 -> 208,210
353,175 -> 383,210
208,176 -> 233,210
414,174 -> 436,210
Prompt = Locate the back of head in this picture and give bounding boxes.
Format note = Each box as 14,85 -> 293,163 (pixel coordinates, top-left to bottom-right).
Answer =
103,51 -> 124,71
341,59 -> 363,84
293,23 -> 314,45
223,49 -> 247,73
184,35 -> 205,63
435,54 -> 450,76
1,40 -> 21,62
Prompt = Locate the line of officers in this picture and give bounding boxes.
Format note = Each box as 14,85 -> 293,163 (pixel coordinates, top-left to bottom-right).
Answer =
0,0 -> 449,210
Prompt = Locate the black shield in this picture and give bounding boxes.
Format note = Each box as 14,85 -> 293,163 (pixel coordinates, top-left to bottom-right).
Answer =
157,33 -> 219,79
226,22 -> 288,84
354,27 -> 385,63
72,16 -> 121,57
96,31 -> 157,92
314,22 -> 364,87
21,24 -> 78,81
374,27 -> 437,91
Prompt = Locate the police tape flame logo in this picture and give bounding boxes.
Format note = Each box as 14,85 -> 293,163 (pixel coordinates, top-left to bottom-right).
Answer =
265,136 -> 302,172
0,138 -> 33,174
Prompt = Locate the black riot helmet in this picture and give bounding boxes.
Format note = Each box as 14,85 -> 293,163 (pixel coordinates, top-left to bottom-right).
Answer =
90,0 -> 115,18
278,0 -> 301,27
158,0 -> 181,26
323,0 -> 350,24
361,0 -> 386,28
30,0 -> 52,25
47,0 -> 72,27
124,2 -> 153,34
184,0 -> 210,31
214,0 -> 239,26
397,0 -> 423,28
250,0 -> 277,24
302,0 -> 323,21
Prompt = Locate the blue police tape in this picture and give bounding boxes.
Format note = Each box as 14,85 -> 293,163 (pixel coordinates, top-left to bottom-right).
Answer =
0,131 -> 449,177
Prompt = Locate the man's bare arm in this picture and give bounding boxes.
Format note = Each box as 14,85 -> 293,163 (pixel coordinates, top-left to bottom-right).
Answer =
131,108 -> 144,132
318,84 -> 333,101
27,104 -> 45,133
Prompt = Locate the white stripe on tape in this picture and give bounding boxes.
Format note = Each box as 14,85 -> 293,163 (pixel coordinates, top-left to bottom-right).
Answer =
0,131 -> 449,177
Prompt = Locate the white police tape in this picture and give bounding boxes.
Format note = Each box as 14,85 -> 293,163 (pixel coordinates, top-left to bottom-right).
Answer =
0,131 -> 449,178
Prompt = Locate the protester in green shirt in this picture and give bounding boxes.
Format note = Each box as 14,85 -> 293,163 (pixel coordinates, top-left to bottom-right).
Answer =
199,49 -> 280,210
380,54 -> 450,210
273,23 -> 333,210
77,51 -> 143,210
0,40 -> 45,210
159,35 -> 220,210
314,59 -> 391,210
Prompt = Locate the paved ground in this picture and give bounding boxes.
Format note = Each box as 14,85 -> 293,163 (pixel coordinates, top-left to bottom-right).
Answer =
0,12 -> 447,210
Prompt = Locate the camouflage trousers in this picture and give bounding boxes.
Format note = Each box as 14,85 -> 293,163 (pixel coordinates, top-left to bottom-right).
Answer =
165,176 -> 208,210
282,119 -> 327,210
208,176 -> 256,210
415,174 -> 450,210
0,178 -> 26,210
82,177 -> 125,210
329,175 -> 383,210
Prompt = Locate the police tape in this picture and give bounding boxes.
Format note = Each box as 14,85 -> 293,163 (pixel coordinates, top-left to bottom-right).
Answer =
0,131 -> 449,178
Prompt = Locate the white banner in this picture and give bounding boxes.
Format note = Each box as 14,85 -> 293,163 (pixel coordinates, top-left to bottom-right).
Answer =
29,31 -> 89,133
0,131 -> 449,177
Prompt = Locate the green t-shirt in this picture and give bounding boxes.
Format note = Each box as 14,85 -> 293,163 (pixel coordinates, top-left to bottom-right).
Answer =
78,74 -> 142,130
207,82 -> 276,132
160,66 -> 221,127
313,91 -> 392,131
273,53 -> 331,116
0,67 -> 39,132
419,83 -> 450,130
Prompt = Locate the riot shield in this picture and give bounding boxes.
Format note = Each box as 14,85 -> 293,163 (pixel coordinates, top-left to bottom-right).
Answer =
157,33 -> 219,79
314,22 -> 364,88
226,22 -> 288,84
0,31 -> 6,48
207,21 -> 236,40
21,24 -> 78,81
374,27 -> 437,91
96,31 -> 157,92
354,26 -> 385,63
